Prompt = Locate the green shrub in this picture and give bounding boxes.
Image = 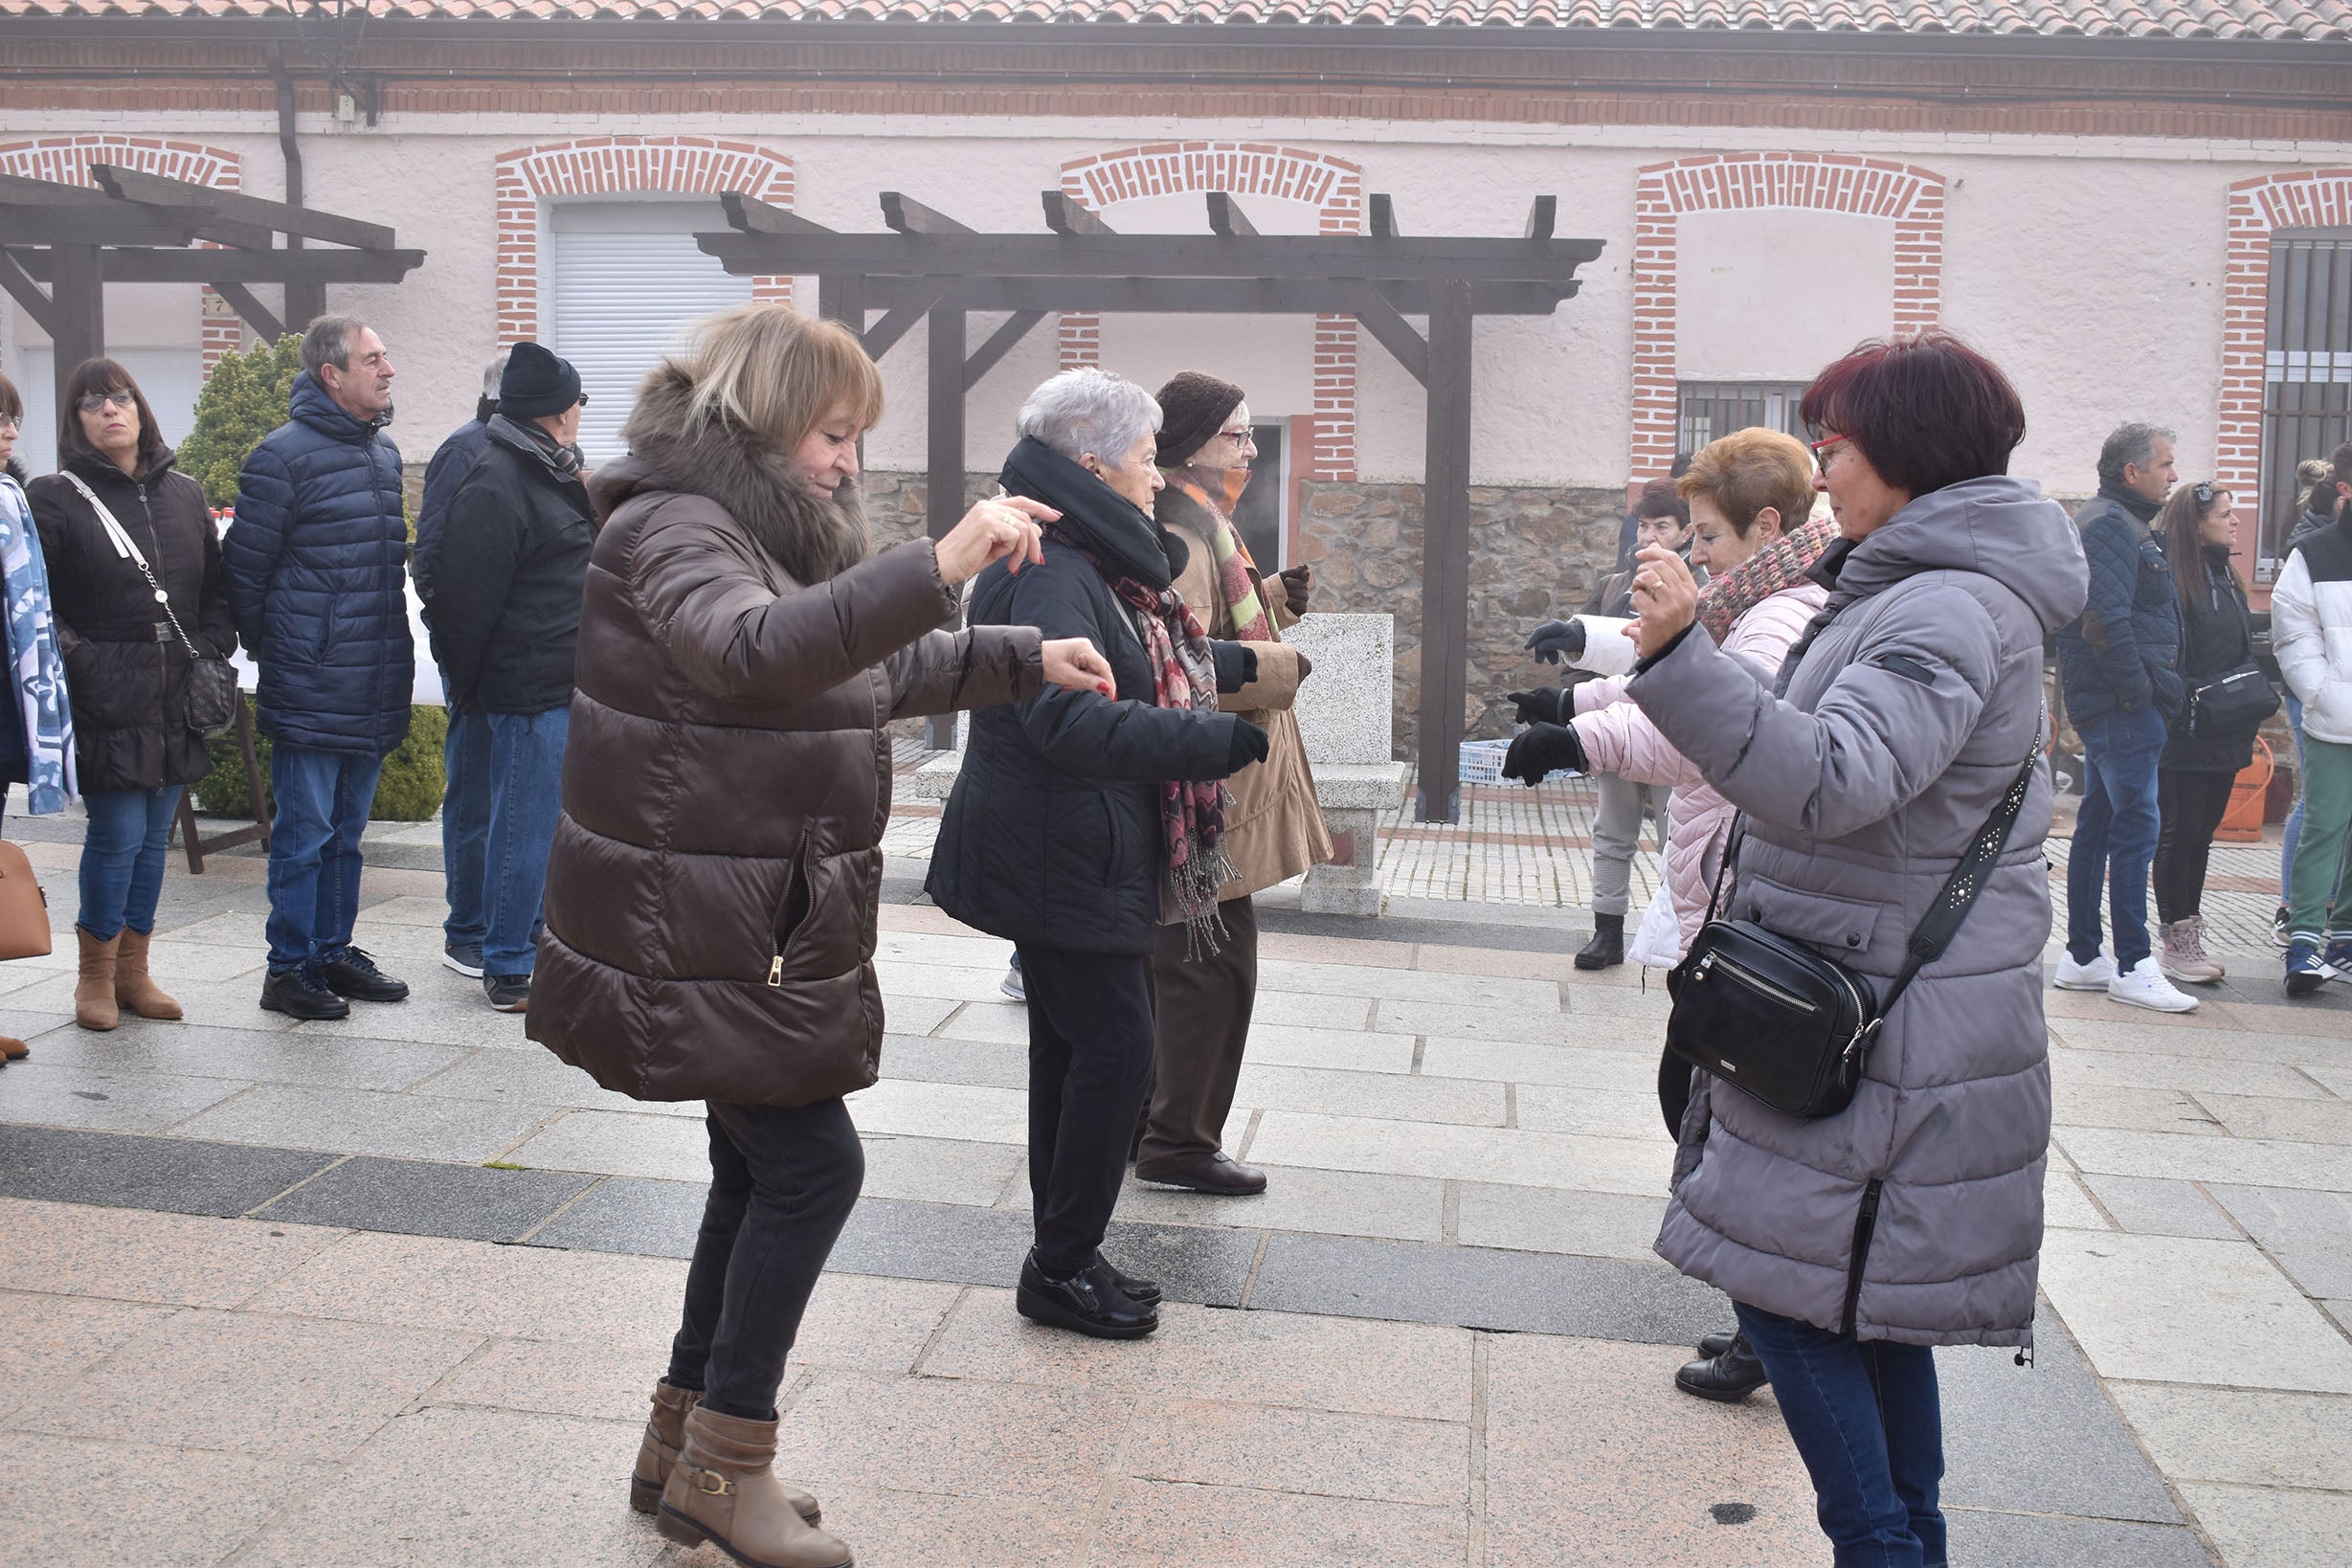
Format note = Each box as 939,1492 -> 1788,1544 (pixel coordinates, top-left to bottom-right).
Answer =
178,335 -> 306,510
194,698 -> 448,822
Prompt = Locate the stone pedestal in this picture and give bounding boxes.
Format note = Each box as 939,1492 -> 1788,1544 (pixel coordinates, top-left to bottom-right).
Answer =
1285,614 -> 1408,918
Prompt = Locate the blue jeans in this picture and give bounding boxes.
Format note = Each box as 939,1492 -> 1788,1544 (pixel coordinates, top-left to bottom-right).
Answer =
482,706 -> 568,977
2067,706 -> 2167,974
78,787 -> 180,941
1735,1302 -> 1946,1568
2282,695 -> 2306,907
441,706 -> 493,952
265,744 -> 384,972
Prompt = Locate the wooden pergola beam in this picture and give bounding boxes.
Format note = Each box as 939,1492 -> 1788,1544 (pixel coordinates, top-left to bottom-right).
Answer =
0,248 -> 63,338
1348,284 -> 1430,389
1042,191 -> 1112,235
90,164 -> 397,250
721,192 -> 836,236
963,309 -> 1045,391
208,280 -> 284,343
1205,191 -> 1258,237
711,267 -> 1576,317
882,191 -> 972,236
696,232 -> 1602,284
4,246 -> 424,283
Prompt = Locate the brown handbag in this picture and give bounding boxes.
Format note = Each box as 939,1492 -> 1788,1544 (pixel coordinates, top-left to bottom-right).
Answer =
0,840 -> 51,960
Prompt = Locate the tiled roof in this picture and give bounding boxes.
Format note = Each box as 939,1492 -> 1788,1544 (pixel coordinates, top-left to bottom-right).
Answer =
4,0 -> 2346,39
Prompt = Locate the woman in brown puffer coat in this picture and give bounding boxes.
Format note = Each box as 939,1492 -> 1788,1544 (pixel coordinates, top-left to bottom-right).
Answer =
526,303 -> 1109,1568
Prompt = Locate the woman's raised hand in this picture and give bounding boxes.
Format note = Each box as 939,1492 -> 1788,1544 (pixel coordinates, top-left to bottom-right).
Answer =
1627,544 -> 1700,660
1042,637 -> 1116,698
936,495 -> 1061,586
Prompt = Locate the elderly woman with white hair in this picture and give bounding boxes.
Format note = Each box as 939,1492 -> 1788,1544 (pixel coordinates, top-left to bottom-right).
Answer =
930,368 -> 1266,1340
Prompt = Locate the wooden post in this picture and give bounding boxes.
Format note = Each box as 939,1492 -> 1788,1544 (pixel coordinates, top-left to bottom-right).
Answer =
47,244 -> 102,415
926,305 -> 967,750
173,700 -> 272,874
1416,280 -> 1474,824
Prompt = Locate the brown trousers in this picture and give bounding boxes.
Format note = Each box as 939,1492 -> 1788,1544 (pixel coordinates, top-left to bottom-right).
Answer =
1140,894 -> 1259,1166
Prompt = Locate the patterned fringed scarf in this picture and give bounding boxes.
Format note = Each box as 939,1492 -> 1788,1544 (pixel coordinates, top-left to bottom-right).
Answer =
0,475 -> 77,813
1696,513 -> 1840,645
1049,525 -> 1239,955
1168,468 -> 1273,640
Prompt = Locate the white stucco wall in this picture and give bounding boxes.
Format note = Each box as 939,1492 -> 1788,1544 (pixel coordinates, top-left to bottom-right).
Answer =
1,108 -> 2337,499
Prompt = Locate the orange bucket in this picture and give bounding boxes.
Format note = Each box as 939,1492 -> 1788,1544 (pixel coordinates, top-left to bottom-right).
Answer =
2215,738 -> 2274,843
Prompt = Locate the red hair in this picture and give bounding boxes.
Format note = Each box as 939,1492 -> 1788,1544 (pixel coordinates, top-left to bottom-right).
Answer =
1799,331 -> 2026,499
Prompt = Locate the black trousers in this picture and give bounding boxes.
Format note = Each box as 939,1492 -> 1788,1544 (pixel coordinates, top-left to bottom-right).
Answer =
1017,944 -> 1156,1276
1143,894 -> 1258,1166
664,1097 -> 864,1421
2154,768 -> 2237,924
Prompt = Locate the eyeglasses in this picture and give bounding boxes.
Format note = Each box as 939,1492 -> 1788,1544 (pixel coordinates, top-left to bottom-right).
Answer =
1808,433 -> 1848,461
77,389 -> 136,414
1217,429 -> 1256,447
0,414 -> 19,435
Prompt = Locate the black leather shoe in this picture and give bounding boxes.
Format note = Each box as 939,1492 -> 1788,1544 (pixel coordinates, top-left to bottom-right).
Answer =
1016,1250 -> 1158,1339
319,947 -> 410,1003
260,964 -> 350,1021
1132,1153 -> 1269,1195
1095,1251 -> 1160,1307
1675,1335 -> 1769,1402
1575,914 -> 1624,971
1696,1329 -> 1737,1359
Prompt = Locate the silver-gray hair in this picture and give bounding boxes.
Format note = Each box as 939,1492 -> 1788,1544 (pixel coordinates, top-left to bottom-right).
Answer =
300,313 -> 372,378
480,347 -> 514,401
1017,368 -> 1161,464
2096,422 -> 2175,490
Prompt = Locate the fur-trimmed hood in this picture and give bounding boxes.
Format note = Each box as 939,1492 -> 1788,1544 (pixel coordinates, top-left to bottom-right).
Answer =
591,359 -> 869,586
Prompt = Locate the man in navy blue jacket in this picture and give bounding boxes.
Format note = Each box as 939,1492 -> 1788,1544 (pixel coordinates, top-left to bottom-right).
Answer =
2055,422 -> 2195,1013
223,315 -> 416,1021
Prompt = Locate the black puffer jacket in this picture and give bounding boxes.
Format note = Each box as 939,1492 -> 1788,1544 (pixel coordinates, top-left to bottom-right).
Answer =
2163,545 -> 2264,774
28,452 -> 236,793
428,417 -> 595,714
927,438 -> 1246,956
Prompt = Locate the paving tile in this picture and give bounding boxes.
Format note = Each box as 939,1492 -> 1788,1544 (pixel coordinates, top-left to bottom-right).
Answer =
2196,1092 -> 2352,1145
0,1122 -> 337,1216
2078,1174 -> 2241,1239
874,1032 -> 1027,1090
2052,1082 -> 2226,1135
1454,1183 -> 1668,1261
427,1335 -> 659,1423
846,1077 -> 1027,1145
1231,1063 -> 1506,1127
230,1403 -> 664,1568
1481,1333 -> 1822,1567
1093,1477 -> 1467,1568
874,956 -> 1018,1002
1940,1508 -> 2217,1568
2050,1047 -> 2332,1102
255,1154 -> 595,1243
22,1020 -> 468,1092
753,1482 -> 1091,1568
1368,997 -> 1600,1047
1123,1397 -> 1468,1506
2109,1384 -> 2352,1490
2045,1167 -> 2111,1231
20,1306 -> 482,1462
1254,989 -> 1377,1030
771,1368 -> 1134,1500
2204,1184 -> 2352,1297
2051,1015 -> 2352,1067
2036,1230 -> 2352,1393
3,973 -> 290,1024
862,1132 -> 1026,1206
2178,1483 -> 2352,1568
405,1045 -> 700,1115
1248,1232 -> 1721,1342
0,1060 -> 250,1132
924,1289 -> 1473,1421
2052,1126 -> 2352,1191
1007,1164 -> 1446,1244
168,1081 -> 554,1163
1258,956 -> 1557,1010
0,1430 -> 324,1568
285,984 -> 535,1049
0,1289 -> 173,1424
0,1004 -> 75,1040
1558,981 -> 1676,1020
1242,1022 -> 1416,1075
1247,1109 -> 1671,1196
1418,1035 -> 1658,1092
827,1194 -> 1260,1306
0,1197 -> 342,1307
1512,1083 -> 1671,1140
504,1108 -> 709,1180
246,1228 -> 686,1349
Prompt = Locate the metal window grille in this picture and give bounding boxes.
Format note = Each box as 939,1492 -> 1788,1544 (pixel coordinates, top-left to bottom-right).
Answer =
2260,230 -> 2352,578
1675,381 -> 1811,460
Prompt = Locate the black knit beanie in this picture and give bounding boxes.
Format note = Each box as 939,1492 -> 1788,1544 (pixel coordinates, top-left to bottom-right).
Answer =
1154,370 -> 1245,467
499,341 -> 583,421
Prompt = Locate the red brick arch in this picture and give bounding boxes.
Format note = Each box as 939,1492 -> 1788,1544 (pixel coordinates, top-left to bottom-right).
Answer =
1058,142 -> 1364,481
0,135 -> 244,375
493,136 -> 795,346
1628,152 -> 1947,482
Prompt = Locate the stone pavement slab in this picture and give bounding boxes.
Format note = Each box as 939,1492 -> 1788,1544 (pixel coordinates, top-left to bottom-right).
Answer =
2109,1385 -> 2352,1493
2177,1485 -> 2352,1568
254,1154 -> 595,1243
0,1059 -> 249,1132
25,1019 -> 468,1092
168,1081 -> 555,1164
0,1122 -> 334,1217
0,1430 -> 325,1568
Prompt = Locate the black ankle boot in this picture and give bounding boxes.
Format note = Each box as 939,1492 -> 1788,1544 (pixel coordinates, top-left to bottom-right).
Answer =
1674,1333 -> 1769,1402
1576,913 -> 1625,971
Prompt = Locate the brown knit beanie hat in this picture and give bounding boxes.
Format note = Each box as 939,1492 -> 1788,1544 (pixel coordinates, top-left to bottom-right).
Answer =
1154,370 -> 1245,467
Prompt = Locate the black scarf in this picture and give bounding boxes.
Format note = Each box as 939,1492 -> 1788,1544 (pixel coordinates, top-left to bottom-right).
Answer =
489,413 -> 584,479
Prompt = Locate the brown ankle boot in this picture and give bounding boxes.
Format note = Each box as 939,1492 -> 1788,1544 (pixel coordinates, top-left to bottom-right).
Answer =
75,927 -> 121,1031
631,1384 -> 822,1523
112,929 -> 184,1020
657,1405 -> 851,1568
0,1035 -> 28,1061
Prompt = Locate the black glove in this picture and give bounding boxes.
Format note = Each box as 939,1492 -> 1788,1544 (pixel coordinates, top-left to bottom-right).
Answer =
1524,618 -> 1587,665
1210,640 -> 1258,693
1226,718 -> 1270,773
1505,688 -> 1570,727
1501,722 -> 1584,786
1277,564 -> 1312,618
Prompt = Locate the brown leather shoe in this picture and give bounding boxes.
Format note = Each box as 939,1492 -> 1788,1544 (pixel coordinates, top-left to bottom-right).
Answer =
1132,1153 -> 1267,1196
658,1405 -> 852,1568
112,928 -> 184,1020
0,1035 -> 28,1061
632,1382 -> 818,1525
74,927 -> 120,1032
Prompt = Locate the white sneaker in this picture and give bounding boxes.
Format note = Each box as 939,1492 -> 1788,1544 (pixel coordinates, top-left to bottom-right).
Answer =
2053,952 -> 2116,991
999,963 -> 1026,1003
2108,960 -> 2200,1013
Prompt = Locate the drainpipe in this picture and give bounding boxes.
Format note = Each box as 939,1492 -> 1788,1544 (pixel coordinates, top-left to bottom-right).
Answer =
268,41 -> 325,332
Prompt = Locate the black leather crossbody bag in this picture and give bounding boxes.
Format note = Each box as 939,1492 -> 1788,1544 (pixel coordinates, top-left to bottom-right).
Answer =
1664,727 -> 2042,1121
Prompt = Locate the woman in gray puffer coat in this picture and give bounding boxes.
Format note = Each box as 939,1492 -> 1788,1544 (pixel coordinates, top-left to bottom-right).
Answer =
1623,332 -> 2088,1568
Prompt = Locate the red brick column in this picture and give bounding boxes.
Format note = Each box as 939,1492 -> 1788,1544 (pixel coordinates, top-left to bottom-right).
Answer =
492,137 -> 795,346
1058,142 -> 1364,481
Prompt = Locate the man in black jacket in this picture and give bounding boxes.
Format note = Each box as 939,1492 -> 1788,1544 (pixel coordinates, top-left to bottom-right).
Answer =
430,343 -> 594,1012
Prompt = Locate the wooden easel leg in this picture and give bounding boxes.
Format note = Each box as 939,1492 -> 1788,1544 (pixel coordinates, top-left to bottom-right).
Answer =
175,792 -> 206,875
236,701 -> 271,850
